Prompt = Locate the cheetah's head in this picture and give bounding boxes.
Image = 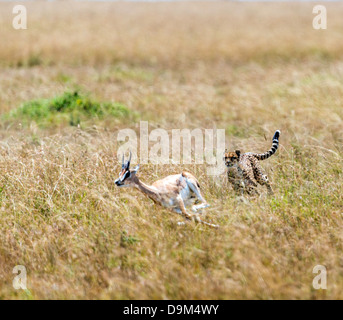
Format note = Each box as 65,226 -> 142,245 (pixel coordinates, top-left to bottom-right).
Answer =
223,150 -> 241,168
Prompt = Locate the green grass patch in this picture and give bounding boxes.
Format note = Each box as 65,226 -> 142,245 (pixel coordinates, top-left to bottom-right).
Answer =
5,91 -> 133,127
120,231 -> 140,247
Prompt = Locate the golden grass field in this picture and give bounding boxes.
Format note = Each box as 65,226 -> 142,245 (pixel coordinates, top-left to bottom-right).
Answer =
0,1 -> 343,299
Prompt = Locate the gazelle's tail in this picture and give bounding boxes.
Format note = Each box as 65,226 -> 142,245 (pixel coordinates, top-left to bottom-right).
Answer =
254,130 -> 280,161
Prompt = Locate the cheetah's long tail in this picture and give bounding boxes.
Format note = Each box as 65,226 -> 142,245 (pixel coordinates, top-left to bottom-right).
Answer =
254,130 -> 280,161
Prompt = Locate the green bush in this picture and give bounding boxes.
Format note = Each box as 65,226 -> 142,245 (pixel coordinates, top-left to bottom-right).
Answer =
6,91 -> 132,127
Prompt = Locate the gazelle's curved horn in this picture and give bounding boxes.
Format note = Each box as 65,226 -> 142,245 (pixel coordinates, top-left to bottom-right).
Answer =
128,151 -> 132,167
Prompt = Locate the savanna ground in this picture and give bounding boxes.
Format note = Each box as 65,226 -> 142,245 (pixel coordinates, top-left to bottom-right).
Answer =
0,1 -> 343,299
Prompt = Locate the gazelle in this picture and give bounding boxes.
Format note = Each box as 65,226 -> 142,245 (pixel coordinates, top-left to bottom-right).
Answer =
115,153 -> 218,228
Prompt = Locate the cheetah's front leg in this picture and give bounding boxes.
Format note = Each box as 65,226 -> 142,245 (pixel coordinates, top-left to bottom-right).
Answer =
242,172 -> 259,196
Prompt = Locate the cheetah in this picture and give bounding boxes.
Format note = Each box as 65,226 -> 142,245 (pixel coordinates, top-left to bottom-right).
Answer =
224,130 -> 280,196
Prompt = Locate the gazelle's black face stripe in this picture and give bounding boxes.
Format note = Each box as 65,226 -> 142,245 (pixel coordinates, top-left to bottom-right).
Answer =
115,169 -> 131,186
117,154 -> 132,187
120,170 -> 130,182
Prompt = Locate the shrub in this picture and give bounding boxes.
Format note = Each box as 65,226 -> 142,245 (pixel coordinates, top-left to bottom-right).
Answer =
5,91 -> 132,127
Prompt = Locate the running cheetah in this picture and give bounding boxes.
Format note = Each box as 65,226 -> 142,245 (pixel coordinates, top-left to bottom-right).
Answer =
224,130 -> 280,196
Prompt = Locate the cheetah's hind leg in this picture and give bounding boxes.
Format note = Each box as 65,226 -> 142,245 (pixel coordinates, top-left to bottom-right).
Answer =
253,165 -> 274,195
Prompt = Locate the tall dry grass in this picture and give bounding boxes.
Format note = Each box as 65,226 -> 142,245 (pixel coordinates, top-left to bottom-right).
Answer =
0,2 -> 342,299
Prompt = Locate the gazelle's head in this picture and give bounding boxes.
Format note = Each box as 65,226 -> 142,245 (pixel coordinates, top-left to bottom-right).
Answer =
115,152 -> 140,187
223,149 -> 241,168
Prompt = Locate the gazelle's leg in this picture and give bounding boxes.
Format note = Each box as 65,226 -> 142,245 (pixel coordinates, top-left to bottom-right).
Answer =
186,180 -> 210,212
196,218 -> 219,228
176,195 -> 193,220
176,195 -> 218,228
186,182 -> 219,228
172,208 -> 187,226
192,202 -> 210,212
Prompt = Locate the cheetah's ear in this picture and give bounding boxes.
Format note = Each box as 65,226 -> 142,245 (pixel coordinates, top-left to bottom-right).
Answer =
235,150 -> 241,157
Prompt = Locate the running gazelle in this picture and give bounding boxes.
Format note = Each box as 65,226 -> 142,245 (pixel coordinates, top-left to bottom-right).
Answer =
115,153 -> 218,228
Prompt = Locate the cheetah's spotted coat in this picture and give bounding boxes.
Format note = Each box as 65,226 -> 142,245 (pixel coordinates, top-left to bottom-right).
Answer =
224,130 -> 280,196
